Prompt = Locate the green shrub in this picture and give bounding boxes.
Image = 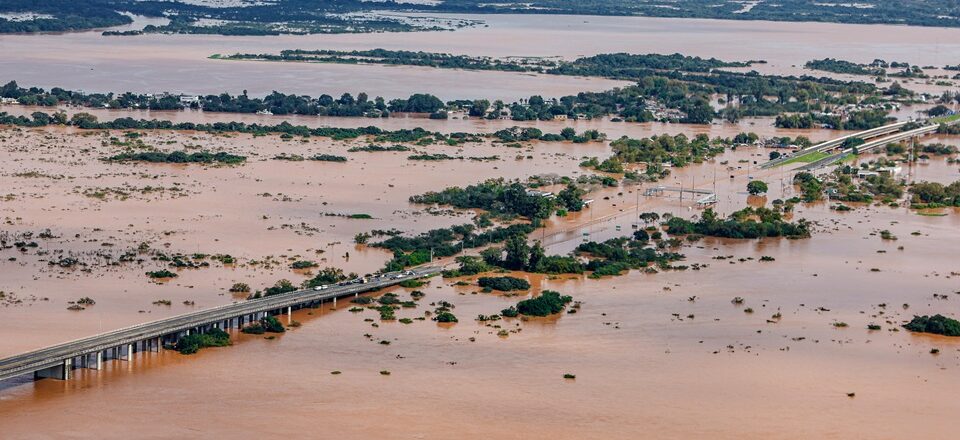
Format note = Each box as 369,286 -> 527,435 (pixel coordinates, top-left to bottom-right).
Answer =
477,276 -> 530,291
241,323 -> 265,334
904,315 -> 960,336
177,328 -> 230,354
146,269 -> 177,278
399,279 -> 425,288
262,315 -> 286,333
434,311 -> 458,323
515,290 -> 573,316
289,260 -> 318,269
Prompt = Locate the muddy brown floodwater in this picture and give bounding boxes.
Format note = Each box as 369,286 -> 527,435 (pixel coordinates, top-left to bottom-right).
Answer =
2,13 -> 960,99
0,115 -> 958,438
2,12 -> 960,437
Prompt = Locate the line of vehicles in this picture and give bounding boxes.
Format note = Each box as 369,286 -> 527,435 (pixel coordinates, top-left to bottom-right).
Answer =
312,270 -> 416,291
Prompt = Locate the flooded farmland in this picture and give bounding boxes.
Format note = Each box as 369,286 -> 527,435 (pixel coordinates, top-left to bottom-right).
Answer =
0,121 -> 958,438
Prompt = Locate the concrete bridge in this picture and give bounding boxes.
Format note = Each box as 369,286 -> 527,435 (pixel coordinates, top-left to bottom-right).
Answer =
795,124 -> 939,171
0,266 -> 441,382
762,120 -> 914,169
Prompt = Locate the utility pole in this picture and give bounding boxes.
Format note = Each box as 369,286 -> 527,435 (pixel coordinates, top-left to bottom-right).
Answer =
634,186 -> 640,228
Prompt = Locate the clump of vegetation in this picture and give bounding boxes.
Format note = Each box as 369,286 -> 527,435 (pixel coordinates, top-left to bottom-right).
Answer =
514,290 -> 573,317
576,236 -> 684,276
289,260 -> 319,269
229,283 -> 250,293
477,276 -> 530,292
804,58 -> 885,76
442,255 -> 493,277
378,293 -> 401,305
374,305 -> 398,320
666,208 -> 810,239
302,267 -> 355,289
256,279 -> 298,298
310,154 -> 347,162
909,180 -> 960,208
606,134 -> 728,180
242,316 -> 286,334
793,172 -> 824,202
372,223 -> 534,271
106,150 -> 246,164
146,269 -> 178,279
241,323 -> 266,334
409,178 -> 585,222
903,315 -> 960,336
434,311 -> 458,323
348,144 -> 411,152
746,180 -> 768,195
399,279 -> 425,288
176,328 -> 230,355
430,300 -> 457,323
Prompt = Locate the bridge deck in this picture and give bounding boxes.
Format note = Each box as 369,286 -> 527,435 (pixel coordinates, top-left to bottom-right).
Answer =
0,266 -> 441,381
761,120 -> 911,169
796,125 -> 938,171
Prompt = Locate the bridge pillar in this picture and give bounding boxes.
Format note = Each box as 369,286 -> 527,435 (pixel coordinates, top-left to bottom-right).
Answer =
94,351 -> 103,370
60,359 -> 72,380
33,358 -> 72,380
287,306 -> 292,323
333,297 -> 337,308
124,343 -> 133,360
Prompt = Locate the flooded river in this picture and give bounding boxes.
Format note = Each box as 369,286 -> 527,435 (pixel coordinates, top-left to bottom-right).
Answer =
1,14 -> 960,439
0,121 -> 958,438
2,14 -> 960,99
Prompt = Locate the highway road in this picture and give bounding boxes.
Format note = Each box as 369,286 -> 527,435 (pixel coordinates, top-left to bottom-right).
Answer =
796,124 -> 939,171
761,120 -> 912,169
